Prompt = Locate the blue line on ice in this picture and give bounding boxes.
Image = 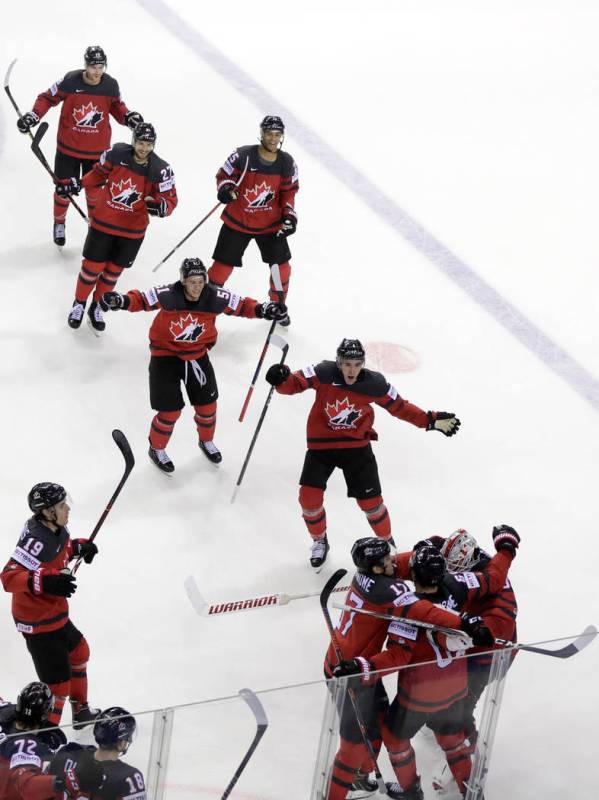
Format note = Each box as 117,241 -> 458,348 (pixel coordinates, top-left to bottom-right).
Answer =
136,0 -> 599,411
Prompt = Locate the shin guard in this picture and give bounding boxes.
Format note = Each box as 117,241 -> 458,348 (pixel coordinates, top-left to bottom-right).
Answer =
75,259 -> 105,304
357,495 -> 392,540
149,410 -> 182,450
299,485 -> 327,540
194,402 -> 217,442
208,261 -> 234,287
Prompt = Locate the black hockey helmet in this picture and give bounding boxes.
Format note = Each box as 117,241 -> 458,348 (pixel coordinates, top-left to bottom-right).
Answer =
180,257 -> 207,281
351,537 -> 391,573
260,115 -> 285,134
409,545 -> 445,587
84,46 -> 107,66
28,482 -> 66,513
336,338 -> 366,363
15,682 -> 54,725
133,122 -> 157,143
94,707 -> 136,748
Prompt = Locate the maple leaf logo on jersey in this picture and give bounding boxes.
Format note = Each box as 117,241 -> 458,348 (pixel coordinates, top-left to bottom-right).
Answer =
325,397 -> 362,430
244,181 -> 275,209
109,178 -> 142,209
169,314 -> 205,342
72,102 -> 104,128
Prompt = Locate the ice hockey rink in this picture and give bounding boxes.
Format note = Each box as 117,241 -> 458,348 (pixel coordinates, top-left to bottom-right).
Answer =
1,1 -> 598,797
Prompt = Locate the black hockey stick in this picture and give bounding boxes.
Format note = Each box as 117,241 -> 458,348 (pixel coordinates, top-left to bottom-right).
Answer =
321,569 -> 388,796
238,264 -> 285,422
220,688 -> 268,799
151,156 -> 249,273
72,430 -> 135,574
231,335 -> 289,503
4,59 -> 88,221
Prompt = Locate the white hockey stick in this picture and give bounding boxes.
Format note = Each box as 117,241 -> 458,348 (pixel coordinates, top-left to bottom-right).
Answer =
220,689 -> 268,799
184,574 -> 350,617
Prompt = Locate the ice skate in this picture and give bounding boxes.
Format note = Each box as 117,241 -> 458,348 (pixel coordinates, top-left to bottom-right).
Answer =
199,439 -> 222,464
53,222 -> 66,247
87,301 -> 105,335
68,301 -> 85,329
310,535 -> 329,572
71,701 -> 100,730
148,446 -> 175,474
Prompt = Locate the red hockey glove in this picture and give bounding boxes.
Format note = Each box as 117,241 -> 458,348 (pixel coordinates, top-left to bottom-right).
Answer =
276,208 -> 297,238
16,111 -> 39,133
265,364 -> 291,386
426,411 -> 461,436
72,539 -> 98,564
28,569 -> 76,597
102,292 -> 129,311
332,657 -> 372,681
217,181 -> 238,204
124,110 -> 144,130
55,177 -> 81,197
257,301 -> 288,321
146,197 -> 168,217
492,524 -> 520,556
460,614 -> 494,647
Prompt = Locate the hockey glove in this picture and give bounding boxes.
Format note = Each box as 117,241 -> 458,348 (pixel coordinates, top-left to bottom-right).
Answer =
332,657 -> 372,680
72,539 -> 98,564
276,210 -> 297,238
146,197 -> 168,217
55,177 -> 82,197
426,411 -> 461,437
492,524 -> 520,556
460,613 -> 494,647
102,292 -> 129,311
124,110 -> 144,130
217,182 -> 238,204
36,726 -> 67,753
257,301 -> 288,321
29,569 -> 76,597
16,111 -> 39,133
413,535 -> 445,551
265,363 -> 291,386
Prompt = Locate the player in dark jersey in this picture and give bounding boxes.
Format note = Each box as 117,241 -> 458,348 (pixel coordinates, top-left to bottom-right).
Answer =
0,681 -> 102,800
0,484 -> 99,728
102,257 -> 287,471
57,122 -> 177,335
208,116 -> 299,324
323,538 -> 488,800
266,338 -> 461,570
15,45 -> 143,247
48,707 -> 145,800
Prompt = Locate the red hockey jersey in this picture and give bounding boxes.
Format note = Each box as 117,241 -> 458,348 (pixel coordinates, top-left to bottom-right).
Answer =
32,70 -> 130,160
1,518 -> 75,635
124,282 -> 262,361
216,144 -> 299,235
277,361 -> 429,450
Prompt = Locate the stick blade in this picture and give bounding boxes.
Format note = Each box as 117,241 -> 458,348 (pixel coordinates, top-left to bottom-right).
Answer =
239,688 -> 268,730
31,121 -> 48,150
4,58 -> 17,90
570,624 -> 597,655
184,575 -> 209,616
112,429 -> 135,470
268,333 -> 288,351
320,569 -> 348,608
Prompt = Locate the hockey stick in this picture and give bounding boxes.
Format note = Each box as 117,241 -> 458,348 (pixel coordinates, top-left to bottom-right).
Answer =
71,430 -> 135,574
184,573 -> 351,617
334,604 -> 598,659
151,156 -> 249,273
231,334 -> 289,503
4,59 -> 88,221
321,569 -> 388,796
238,263 -> 285,422
220,688 -> 268,799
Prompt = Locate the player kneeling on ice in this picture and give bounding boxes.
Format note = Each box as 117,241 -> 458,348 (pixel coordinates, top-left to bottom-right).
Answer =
47,706 -> 145,800
1,484 -> 100,729
103,257 -> 287,473
265,339 -> 460,570
57,122 -> 177,335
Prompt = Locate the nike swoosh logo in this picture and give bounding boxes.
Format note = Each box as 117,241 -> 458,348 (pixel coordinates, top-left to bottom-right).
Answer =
332,383 -> 343,386
365,488 -> 374,493
249,168 -> 258,171
75,89 -> 85,92
120,162 -> 128,166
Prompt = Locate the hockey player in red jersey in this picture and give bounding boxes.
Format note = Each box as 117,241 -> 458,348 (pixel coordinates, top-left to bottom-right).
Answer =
0,484 -> 99,728
15,45 -> 143,247
266,338 -> 460,569
208,116 -> 299,324
102,258 -> 287,472
58,122 -> 177,334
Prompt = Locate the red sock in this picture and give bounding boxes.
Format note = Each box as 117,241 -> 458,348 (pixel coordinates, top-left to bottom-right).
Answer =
382,724 -> 417,790
53,193 -> 69,224
326,739 -> 371,800
84,186 -> 98,218
93,261 -> 124,303
357,495 -> 392,540
68,636 -> 90,705
434,731 -> 472,793
269,261 -> 291,301
46,681 -> 70,725
208,261 -> 234,287
194,402 -> 217,441
299,485 -> 326,540
149,410 -> 181,450
75,259 -> 105,304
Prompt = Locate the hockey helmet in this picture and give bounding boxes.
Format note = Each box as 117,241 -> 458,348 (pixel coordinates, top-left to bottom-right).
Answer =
260,115 -> 285,134
133,122 -> 157,143
336,338 -> 366,363
351,537 -> 390,573
15,682 -> 54,725
441,529 -> 479,574
28,482 -> 66,513
409,545 -> 445,587
84,46 -> 107,66
94,707 -> 136,748
180,257 -> 207,282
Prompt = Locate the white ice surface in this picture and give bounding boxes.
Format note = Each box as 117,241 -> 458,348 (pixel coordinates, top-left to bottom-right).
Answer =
1,1 -> 598,798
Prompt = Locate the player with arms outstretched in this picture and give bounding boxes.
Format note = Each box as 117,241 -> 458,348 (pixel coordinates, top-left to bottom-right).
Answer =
1,484 -> 99,728
208,116 -> 298,323
102,258 -> 287,471
15,46 -> 143,247
266,339 -> 460,569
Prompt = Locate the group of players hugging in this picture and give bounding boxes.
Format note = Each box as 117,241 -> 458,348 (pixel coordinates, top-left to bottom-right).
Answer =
1,45 -> 519,800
